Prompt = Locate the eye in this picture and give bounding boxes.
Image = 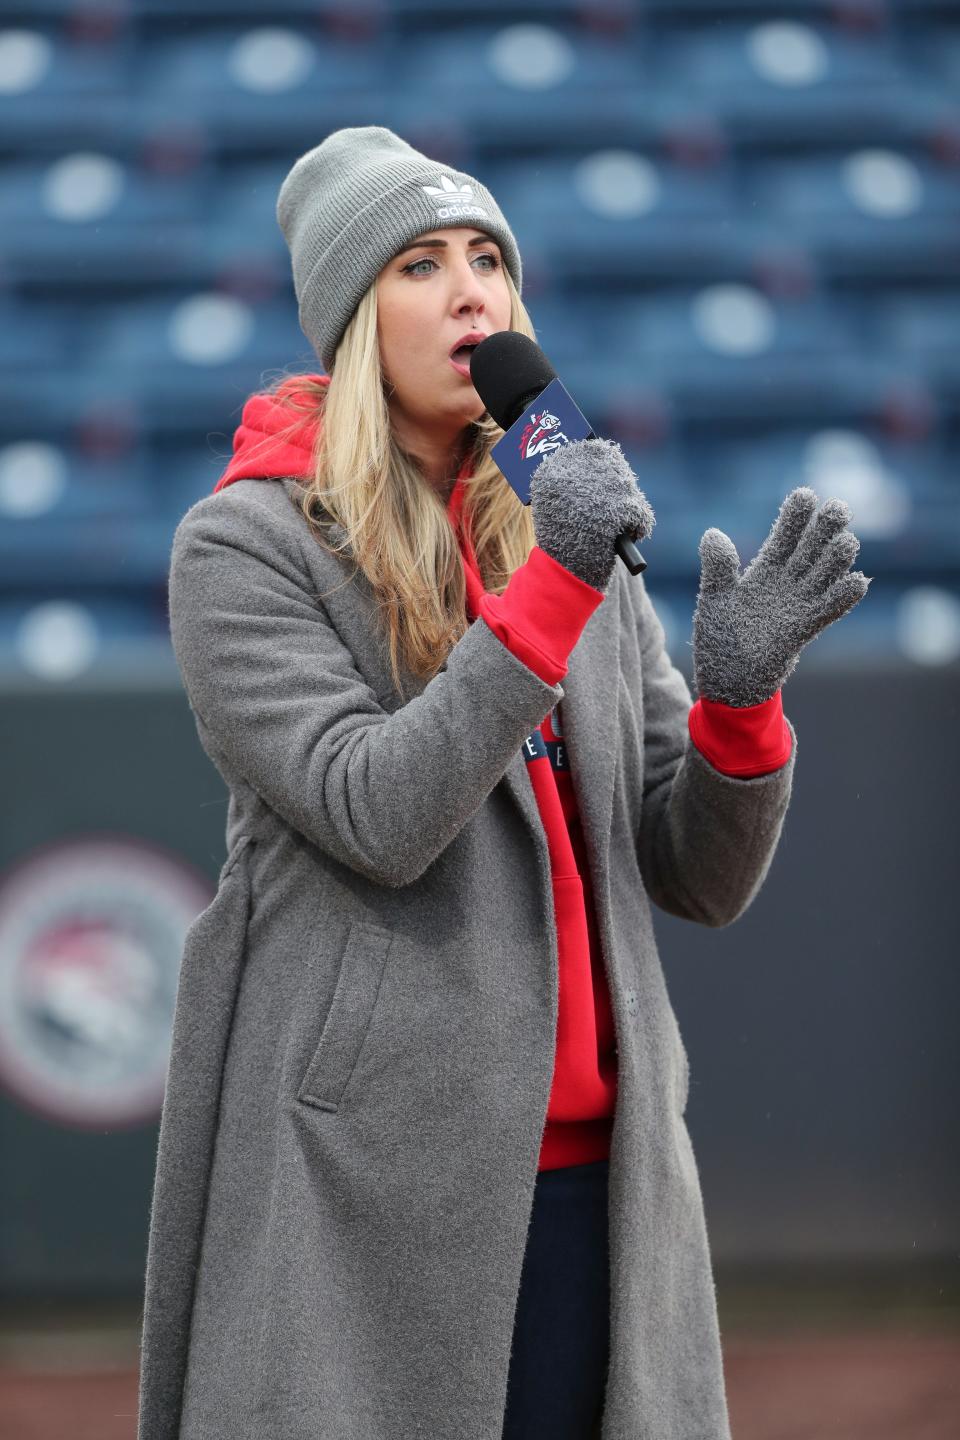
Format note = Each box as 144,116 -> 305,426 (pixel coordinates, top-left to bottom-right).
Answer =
402,252 -> 501,276
403,256 -> 438,276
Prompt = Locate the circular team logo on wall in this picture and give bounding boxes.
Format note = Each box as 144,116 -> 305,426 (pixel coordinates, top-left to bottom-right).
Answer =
0,835 -> 214,1129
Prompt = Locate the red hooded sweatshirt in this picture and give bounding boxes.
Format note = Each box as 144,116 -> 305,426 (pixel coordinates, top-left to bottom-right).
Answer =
214,375 -> 793,1172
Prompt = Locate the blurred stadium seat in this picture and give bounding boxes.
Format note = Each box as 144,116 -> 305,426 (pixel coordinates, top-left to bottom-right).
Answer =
0,1 -> 957,679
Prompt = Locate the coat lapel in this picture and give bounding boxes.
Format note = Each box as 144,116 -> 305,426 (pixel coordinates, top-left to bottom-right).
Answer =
288,477 -> 622,905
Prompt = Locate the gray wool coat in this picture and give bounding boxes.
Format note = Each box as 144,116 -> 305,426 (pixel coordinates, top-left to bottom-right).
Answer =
137,474 -> 797,1440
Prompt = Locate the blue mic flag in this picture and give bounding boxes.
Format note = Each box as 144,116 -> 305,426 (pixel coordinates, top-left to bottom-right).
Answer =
490,377 -> 594,504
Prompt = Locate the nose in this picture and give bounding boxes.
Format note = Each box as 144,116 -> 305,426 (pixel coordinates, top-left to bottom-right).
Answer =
450,254 -> 487,319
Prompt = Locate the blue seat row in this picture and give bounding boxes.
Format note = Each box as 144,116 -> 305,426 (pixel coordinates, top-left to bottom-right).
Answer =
0,424 -> 956,587
3,16 -> 957,152
4,138 -> 958,291
0,573 -> 928,686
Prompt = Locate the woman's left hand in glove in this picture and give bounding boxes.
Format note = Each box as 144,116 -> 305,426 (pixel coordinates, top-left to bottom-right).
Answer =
692,486 -> 872,708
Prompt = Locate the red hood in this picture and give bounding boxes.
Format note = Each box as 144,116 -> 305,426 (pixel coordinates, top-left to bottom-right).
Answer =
214,373 -> 329,492
214,373 -> 484,613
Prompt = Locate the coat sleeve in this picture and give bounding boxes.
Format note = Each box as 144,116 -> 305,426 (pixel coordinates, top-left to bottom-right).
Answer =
167,489 -> 564,889
628,570 -> 797,928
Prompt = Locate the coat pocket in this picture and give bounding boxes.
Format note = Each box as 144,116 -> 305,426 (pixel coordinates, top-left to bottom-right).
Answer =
296,922 -> 395,1114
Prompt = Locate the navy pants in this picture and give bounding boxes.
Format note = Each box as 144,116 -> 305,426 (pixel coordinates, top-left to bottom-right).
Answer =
501,1158 -> 610,1440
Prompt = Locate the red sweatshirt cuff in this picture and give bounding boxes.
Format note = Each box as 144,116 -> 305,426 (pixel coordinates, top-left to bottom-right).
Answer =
478,545 -> 606,685
688,690 -> 793,778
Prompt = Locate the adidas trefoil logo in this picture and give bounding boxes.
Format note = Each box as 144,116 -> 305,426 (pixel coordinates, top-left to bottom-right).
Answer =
422,174 -> 473,201
421,173 -> 489,221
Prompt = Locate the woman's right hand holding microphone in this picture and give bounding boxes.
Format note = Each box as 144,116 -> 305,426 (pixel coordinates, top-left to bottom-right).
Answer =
528,437 -> 656,593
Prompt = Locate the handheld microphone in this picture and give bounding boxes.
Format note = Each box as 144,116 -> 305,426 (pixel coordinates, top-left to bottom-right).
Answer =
469,331 -> 647,575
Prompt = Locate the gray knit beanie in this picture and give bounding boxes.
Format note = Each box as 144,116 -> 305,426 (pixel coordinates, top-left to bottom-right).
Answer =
276,125 -> 523,374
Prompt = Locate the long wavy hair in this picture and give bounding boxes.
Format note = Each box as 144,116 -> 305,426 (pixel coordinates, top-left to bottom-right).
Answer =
259,264 -> 539,700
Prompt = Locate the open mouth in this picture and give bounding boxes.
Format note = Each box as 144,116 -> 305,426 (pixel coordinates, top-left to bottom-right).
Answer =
450,343 -> 479,364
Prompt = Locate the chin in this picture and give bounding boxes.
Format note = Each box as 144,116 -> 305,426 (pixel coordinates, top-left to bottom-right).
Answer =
458,393 -> 486,422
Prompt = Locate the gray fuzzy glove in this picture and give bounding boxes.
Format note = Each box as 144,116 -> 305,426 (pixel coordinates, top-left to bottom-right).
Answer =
528,437 -> 655,592
693,486 -> 872,708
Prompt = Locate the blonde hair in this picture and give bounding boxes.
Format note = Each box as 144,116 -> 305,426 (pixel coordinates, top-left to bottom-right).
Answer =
260,265 -> 539,701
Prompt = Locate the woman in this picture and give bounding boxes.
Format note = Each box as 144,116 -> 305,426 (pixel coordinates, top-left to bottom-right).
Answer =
137,127 -> 869,1440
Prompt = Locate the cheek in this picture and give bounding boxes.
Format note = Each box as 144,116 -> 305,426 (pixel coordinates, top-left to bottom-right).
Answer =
382,297 -> 428,365
376,313 -> 409,382
378,321 -> 423,396
493,280 -> 512,327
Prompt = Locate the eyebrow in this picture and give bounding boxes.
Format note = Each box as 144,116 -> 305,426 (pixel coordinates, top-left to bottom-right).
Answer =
394,232 -> 499,258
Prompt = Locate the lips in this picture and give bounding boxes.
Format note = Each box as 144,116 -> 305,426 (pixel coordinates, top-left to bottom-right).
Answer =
448,330 -> 487,359
449,336 -> 486,379
449,351 -> 476,379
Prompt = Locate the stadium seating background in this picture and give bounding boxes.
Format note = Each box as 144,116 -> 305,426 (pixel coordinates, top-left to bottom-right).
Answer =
1,0 -> 959,680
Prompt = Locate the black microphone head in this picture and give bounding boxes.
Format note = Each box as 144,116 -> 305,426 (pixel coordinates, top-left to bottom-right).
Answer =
469,331 -> 557,432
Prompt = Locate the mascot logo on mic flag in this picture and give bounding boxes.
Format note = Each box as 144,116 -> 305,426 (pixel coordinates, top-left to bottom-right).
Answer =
491,377 -> 593,504
518,409 -> 569,462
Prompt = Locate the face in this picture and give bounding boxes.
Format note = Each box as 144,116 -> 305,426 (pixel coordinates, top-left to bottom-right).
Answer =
375,226 -> 512,442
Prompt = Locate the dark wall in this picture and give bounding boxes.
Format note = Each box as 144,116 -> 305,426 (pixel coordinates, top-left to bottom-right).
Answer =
659,663 -> 960,1266
0,691 -> 226,1300
0,664 -> 956,1298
